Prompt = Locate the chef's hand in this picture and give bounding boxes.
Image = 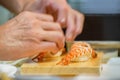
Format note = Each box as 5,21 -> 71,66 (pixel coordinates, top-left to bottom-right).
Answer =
24,0 -> 84,41
0,11 -> 65,60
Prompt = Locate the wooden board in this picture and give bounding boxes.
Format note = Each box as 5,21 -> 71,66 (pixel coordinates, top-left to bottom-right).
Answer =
20,53 -> 103,75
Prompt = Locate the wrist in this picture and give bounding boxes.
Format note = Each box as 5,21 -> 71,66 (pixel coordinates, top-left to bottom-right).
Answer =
15,0 -> 35,14
22,0 -> 41,12
0,0 -> 31,14
6,0 -> 37,14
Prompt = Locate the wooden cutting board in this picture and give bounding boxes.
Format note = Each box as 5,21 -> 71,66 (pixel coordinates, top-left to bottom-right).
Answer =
20,53 -> 103,75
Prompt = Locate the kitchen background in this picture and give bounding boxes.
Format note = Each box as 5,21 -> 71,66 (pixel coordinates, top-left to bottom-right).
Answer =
0,6 -> 13,25
0,0 -> 120,41
68,0 -> 120,41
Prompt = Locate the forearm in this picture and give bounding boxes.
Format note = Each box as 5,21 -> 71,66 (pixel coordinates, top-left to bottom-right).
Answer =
0,0 -> 35,14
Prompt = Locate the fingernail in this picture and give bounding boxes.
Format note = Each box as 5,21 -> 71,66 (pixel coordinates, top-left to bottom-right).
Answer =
60,18 -> 65,22
57,18 -> 66,27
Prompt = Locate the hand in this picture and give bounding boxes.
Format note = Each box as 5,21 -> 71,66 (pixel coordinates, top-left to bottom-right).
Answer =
24,0 -> 84,41
0,11 -> 65,60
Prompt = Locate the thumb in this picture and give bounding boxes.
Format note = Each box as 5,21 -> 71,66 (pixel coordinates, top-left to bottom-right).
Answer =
37,41 -> 59,54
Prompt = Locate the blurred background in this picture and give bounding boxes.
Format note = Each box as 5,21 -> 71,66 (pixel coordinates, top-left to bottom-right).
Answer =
0,6 -> 13,25
0,0 -> 120,41
68,0 -> 120,41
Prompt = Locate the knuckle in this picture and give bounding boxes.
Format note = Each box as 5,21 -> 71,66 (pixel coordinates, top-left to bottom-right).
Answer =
70,28 -> 76,33
41,13 -> 54,21
20,11 -> 32,19
79,13 -> 85,19
47,15 -> 54,21
74,10 -> 85,20
22,11 -> 30,16
31,20 -> 40,26
55,23 -> 61,30
75,29 -> 82,35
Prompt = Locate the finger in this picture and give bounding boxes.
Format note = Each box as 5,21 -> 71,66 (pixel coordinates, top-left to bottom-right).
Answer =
73,11 -> 84,39
38,41 -> 59,53
40,21 -> 61,31
71,10 -> 84,40
65,12 -> 76,41
56,8 -> 68,28
26,21 -> 65,49
32,12 -> 54,22
41,31 -> 65,50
